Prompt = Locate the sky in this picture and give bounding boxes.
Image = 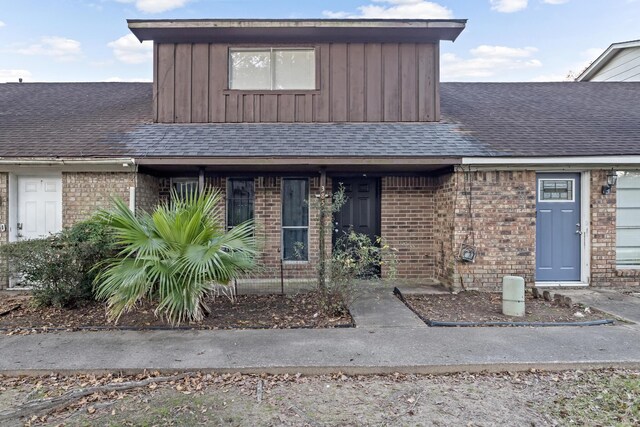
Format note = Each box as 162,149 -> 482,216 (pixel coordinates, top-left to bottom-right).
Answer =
0,0 -> 639,83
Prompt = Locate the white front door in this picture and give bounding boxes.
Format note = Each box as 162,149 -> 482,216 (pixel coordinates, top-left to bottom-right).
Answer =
16,176 -> 62,240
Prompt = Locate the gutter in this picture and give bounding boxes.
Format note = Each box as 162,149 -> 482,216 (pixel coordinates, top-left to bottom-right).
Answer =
461,156 -> 640,167
0,158 -> 136,166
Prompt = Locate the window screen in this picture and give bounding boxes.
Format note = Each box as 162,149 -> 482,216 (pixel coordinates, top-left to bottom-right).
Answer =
282,178 -> 309,261
617,171 -> 640,266
227,179 -> 254,230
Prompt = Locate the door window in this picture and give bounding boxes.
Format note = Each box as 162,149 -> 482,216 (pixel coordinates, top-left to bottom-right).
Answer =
538,179 -> 575,202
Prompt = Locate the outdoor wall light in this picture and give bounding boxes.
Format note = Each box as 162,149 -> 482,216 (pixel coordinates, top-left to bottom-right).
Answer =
602,170 -> 618,195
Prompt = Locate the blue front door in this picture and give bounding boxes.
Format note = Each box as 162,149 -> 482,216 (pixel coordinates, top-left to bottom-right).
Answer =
536,173 -> 581,282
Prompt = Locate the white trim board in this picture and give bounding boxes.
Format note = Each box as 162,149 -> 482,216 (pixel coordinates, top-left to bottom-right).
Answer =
462,156 -> 640,166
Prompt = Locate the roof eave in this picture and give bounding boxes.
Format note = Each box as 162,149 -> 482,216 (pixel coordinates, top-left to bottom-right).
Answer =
576,39 -> 640,81
128,19 -> 467,44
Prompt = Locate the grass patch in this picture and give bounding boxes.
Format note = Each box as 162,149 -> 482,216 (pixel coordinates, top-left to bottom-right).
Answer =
553,370 -> 640,426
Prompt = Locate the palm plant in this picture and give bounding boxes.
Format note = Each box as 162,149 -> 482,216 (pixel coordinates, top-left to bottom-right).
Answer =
94,188 -> 257,325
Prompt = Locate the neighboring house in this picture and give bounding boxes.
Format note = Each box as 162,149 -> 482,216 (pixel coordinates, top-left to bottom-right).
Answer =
1,19 -> 640,290
577,39 -> 640,81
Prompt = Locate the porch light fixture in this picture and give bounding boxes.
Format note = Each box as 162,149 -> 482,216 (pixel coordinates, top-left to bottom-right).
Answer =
602,170 -> 618,195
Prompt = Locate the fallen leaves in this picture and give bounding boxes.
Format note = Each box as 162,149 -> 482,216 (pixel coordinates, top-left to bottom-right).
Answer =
0,292 -> 354,334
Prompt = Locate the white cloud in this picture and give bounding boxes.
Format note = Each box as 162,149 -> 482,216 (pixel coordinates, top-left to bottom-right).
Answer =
115,0 -> 189,13
531,47 -> 603,82
0,69 -> 32,83
489,0 -> 528,13
13,37 -> 82,61
441,45 -> 541,80
542,0 -> 569,4
108,34 -> 153,64
0,21 -> 5,28
323,0 -> 453,19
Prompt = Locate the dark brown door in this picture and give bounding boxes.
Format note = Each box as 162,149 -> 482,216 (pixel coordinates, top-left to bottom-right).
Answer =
332,177 -> 381,245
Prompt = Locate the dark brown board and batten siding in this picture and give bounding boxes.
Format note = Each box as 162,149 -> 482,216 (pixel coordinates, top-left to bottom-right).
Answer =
153,42 -> 439,123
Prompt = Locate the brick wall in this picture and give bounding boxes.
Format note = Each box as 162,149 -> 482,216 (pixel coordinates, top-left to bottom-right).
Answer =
433,173 -> 456,286
380,176 -> 435,281
447,170 -> 537,290
0,173 -> 8,245
590,170 -> 640,287
0,173 -> 8,289
135,173 -> 161,213
62,172 -> 134,227
251,176 -> 325,281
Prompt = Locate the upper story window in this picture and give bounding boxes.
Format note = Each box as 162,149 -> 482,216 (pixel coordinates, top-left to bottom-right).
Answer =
229,48 -> 316,90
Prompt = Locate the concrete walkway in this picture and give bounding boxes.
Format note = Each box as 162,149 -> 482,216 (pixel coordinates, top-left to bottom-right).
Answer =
1,286 -> 639,375
561,288 -> 640,324
349,284 -> 426,328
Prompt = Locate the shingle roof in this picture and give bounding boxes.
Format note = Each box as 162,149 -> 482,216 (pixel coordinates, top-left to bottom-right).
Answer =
0,83 -> 152,158
440,82 -> 640,157
122,122 -> 496,157
2,81 -> 640,159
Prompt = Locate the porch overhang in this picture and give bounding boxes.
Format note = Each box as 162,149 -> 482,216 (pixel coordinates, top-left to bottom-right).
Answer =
135,156 -> 461,174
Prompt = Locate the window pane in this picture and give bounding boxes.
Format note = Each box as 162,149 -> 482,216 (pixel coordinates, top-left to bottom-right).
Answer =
282,179 -> 309,227
274,49 -> 315,90
283,228 -> 308,261
617,171 -> 640,188
227,179 -> 254,229
172,179 -> 199,201
616,171 -> 640,266
540,179 -> 573,201
229,50 -> 271,90
617,247 -> 640,266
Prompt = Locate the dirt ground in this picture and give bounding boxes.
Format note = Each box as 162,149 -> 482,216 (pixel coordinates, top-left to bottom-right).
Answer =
0,293 -> 352,333
402,291 -> 611,324
0,369 -> 637,426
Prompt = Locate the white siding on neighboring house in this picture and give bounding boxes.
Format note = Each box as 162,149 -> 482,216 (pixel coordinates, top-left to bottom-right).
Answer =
589,46 -> 640,82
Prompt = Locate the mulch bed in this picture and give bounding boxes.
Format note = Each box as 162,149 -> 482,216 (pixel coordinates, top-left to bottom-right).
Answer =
0,292 -> 353,333
400,290 -> 611,326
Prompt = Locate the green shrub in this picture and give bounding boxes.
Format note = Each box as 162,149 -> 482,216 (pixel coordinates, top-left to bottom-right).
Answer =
321,231 -> 397,316
0,219 -> 115,308
94,188 -> 257,326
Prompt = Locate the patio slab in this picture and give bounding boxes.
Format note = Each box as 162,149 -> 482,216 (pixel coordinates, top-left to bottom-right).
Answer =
559,288 -> 640,324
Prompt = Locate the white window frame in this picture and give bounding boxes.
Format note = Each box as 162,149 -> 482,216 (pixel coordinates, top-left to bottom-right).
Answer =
281,177 -> 310,263
228,47 -> 317,91
537,178 -> 576,203
616,170 -> 640,269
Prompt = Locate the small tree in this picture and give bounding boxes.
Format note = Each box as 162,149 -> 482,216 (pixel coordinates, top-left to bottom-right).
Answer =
313,183 -> 397,316
94,188 -> 257,325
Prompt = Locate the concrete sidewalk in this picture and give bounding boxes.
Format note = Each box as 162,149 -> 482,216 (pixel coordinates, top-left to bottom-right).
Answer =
1,285 -> 639,375
561,288 -> 640,324
1,322 -> 639,375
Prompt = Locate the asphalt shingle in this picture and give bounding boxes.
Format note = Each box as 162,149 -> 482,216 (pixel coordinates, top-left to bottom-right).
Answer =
2,81 -> 640,159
